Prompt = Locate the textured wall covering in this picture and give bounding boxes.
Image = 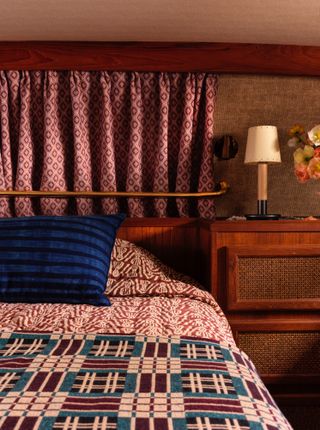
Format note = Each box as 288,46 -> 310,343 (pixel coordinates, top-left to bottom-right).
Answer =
214,74 -> 320,217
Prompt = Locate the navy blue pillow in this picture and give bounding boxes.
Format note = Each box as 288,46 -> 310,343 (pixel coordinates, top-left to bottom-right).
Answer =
0,214 -> 125,306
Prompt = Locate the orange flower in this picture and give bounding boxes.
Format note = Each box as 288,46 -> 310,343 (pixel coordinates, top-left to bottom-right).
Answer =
295,163 -> 310,182
307,157 -> 320,180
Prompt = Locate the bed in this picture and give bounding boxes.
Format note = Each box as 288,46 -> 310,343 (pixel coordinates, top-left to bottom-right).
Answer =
0,216 -> 292,430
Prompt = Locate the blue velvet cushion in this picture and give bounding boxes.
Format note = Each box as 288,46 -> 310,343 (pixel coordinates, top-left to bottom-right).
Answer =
0,214 -> 125,306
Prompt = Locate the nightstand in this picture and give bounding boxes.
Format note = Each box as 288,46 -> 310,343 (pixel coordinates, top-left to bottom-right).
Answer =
199,219 -> 320,429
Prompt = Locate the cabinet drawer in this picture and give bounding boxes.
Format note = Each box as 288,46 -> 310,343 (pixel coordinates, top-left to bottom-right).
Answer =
226,245 -> 320,310
237,330 -> 320,383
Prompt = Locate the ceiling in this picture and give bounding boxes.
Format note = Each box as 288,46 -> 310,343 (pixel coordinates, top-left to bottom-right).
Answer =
1,0 -> 320,46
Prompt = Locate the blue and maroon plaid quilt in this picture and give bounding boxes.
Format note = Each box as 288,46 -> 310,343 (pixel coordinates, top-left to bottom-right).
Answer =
0,331 -> 292,430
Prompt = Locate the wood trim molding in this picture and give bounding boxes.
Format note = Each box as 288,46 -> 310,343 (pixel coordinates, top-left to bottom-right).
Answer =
271,389 -> 320,404
202,219 -> 320,232
229,315 -> 320,332
259,375 -> 320,385
120,217 -> 198,228
0,41 -> 320,75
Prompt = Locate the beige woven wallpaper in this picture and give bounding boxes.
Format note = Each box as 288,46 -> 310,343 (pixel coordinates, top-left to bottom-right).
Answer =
214,74 -> 320,218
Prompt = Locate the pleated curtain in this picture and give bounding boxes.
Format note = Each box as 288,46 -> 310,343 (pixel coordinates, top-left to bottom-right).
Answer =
0,71 -> 217,218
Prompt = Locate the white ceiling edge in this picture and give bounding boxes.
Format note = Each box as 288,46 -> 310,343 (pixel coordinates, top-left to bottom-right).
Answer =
1,0 -> 320,46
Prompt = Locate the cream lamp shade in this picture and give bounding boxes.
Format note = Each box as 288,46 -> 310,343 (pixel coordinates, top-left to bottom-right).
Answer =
244,125 -> 281,220
245,125 -> 281,164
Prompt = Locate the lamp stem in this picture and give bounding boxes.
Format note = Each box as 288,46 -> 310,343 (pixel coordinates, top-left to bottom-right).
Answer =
257,163 -> 268,215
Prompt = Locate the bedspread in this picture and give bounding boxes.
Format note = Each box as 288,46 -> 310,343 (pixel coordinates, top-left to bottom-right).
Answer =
0,281 -> 233,345
0,238 -> 233,343
0,331 -> 292,430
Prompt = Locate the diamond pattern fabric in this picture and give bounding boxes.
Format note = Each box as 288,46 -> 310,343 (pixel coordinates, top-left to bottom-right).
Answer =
0,71 -> 217,218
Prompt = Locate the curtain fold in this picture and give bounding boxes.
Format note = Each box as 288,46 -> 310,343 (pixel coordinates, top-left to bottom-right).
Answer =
99,72 -> 118,215
41,71 -> 68,215
153,73 -> 170,217
0,71 -> 217,219
0,72 -> 12,218
16,71 -> 34,217
127,73 -> 144,217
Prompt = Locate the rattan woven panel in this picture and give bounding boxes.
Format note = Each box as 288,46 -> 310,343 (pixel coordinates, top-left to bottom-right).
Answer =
238,256 -> 320,300
238,331 -> 320,375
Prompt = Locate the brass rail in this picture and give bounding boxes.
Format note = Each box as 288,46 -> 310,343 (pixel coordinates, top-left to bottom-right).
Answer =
0,181 -> 228,198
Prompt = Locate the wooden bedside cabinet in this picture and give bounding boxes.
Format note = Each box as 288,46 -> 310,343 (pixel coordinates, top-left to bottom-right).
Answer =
199,219 -> 320,428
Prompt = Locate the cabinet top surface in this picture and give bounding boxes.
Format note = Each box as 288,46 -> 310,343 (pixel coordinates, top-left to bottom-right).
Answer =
200,219 -> 320,232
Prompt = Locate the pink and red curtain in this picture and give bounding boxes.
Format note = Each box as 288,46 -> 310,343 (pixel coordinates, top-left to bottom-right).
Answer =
0,71 -> 217,218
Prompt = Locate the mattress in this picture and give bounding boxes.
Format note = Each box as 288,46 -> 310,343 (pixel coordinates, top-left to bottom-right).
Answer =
0,239 -> 293,429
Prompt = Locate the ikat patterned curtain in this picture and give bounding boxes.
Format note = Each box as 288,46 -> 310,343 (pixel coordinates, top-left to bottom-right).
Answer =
0,71 -> 217,218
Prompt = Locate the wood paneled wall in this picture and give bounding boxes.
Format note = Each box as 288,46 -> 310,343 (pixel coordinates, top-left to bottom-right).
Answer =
117,218 -> 209,286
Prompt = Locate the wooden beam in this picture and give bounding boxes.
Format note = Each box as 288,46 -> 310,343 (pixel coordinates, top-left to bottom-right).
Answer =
0,41 -> 319,75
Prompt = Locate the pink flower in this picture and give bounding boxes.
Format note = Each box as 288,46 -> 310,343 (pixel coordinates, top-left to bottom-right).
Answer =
307,157 -> 320,179
287,137 -> 299,148
314,147 -> 320,157
295,163 -> 310,183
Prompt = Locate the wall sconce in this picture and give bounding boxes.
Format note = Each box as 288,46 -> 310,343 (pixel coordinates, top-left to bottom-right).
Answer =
244,125 -> 281,220
214,135 -> 238,160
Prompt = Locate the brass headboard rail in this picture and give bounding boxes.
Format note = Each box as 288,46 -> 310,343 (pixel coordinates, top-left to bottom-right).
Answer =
0,181 -> 228,198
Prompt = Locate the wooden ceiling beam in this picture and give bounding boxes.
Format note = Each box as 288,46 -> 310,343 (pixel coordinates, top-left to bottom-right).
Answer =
0,41 -> 319,75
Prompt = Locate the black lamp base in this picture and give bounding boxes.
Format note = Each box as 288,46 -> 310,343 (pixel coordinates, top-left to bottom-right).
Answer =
245,214 -> 281,220
245,200 -> 280,220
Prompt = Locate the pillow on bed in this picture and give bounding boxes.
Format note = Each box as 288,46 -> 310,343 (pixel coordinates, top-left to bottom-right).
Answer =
0,214 -> 125,306
107,238 -> 205,294
107,239 -> 226,319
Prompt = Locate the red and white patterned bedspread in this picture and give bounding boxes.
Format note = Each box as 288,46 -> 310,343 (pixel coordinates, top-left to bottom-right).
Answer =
0,239 -> 234,344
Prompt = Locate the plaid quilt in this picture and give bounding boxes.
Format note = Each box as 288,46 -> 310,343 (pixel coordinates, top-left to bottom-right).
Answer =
0,332 -> 292,430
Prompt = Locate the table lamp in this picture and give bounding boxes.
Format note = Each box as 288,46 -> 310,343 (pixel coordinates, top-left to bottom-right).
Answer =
244,125 -> 281,220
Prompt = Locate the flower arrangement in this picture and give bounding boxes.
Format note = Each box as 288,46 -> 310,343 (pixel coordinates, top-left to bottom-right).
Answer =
288,124 -> 320,183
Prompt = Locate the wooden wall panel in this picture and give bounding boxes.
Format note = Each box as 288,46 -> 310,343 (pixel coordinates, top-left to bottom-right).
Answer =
117,218 -> 209,286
